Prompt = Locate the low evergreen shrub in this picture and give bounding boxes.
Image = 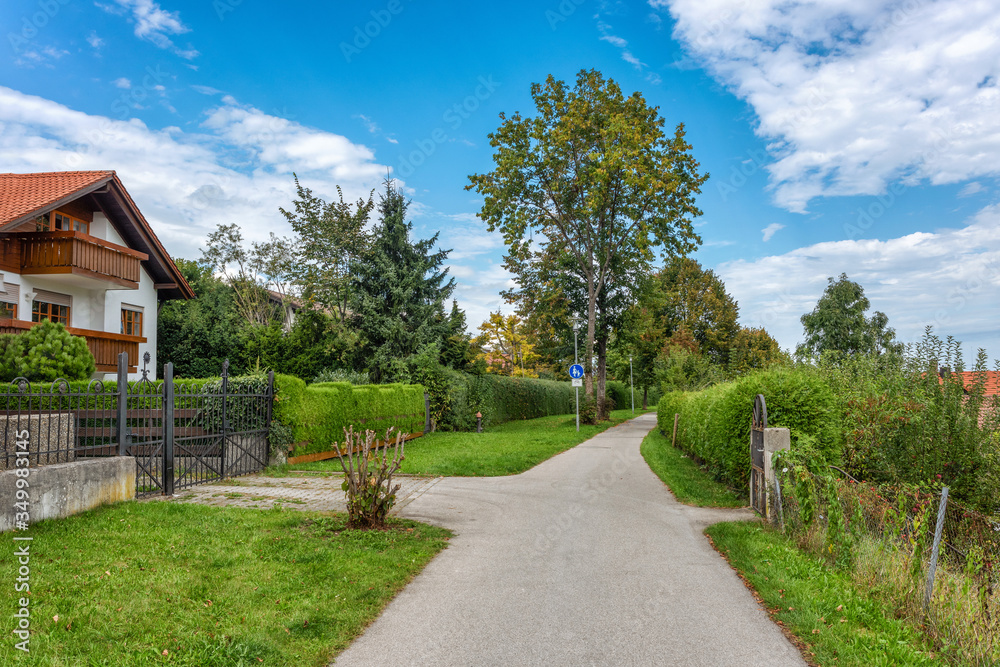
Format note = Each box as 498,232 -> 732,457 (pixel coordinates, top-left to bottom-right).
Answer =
0,321 -> 95,382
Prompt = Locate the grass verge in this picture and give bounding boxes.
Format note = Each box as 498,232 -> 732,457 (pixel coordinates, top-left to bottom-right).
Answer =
273,408 -> 649,477
640,427 -> 745,507
1,502 -> 449,666
706,522 -> 944,667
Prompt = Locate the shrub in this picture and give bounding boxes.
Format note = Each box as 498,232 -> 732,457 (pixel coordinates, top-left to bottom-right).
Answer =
272,374 -> 425,456
335,426 -> 405,530
312,368 -> 370,384
0,322 -> 95,382
658,366 -> 840,489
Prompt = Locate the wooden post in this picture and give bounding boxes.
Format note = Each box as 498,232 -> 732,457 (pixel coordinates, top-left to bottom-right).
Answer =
116,352 -> 129,456
924,487 -> 949,611
671,413 -> 679,448
162,362 -> 174,496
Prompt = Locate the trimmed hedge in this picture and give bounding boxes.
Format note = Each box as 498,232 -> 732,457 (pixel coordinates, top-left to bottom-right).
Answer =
272,375 -> 425,456
657,366 -> 840,489
435,373 -> 577,431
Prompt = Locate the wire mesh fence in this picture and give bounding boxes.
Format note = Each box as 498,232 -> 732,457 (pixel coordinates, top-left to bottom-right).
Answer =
772,462 -> 999,665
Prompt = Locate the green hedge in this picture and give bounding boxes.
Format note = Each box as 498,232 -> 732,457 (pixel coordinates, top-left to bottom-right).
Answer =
657,366 -> 840,489
435,373 -> 577,431
272,375 -> 425,456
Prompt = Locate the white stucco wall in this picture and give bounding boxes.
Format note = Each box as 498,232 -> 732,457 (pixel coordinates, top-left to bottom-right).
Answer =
104,264 -> 158,380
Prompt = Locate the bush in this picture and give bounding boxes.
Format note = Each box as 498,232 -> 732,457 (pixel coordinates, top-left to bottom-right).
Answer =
312,368 -> 370,384
335,427 -> 406,530
658,366 -> 840,489
272,375 -> 425,456
0,321 -> 95,382
437,373 -> 577,430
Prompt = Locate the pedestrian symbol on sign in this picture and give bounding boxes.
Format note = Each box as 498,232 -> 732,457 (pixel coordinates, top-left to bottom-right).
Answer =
569,364 -> 584,379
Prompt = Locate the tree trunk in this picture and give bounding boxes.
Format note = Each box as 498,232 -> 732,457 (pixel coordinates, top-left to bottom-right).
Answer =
585,274 -> 597,401
643,386 -> 648,410
597,336 -> 608,420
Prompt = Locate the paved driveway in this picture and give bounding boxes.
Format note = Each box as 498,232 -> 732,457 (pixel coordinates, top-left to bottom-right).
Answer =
332,413 -> 806,666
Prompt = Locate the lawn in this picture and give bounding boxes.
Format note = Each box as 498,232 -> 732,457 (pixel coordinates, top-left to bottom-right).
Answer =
640,427 -> 745,507
707,522 -> 944,666
274,408 -> 650,477
0,502 -> 449,666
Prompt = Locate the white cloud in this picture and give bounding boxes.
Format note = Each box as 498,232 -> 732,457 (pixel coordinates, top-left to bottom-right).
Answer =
959,181 -> 984,197
100,0 -> 199,59
113,77 -> 132,89
87,32 -> 104,49
0,86 -> 388,262
659,0 -> 1000,212
191,85 -> 223,95
596,20 -> 653,75
761,222 -> 784,242
717,205 -> 1000,358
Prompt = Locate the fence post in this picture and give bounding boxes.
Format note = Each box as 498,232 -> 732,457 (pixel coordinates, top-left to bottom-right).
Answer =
116,352 -> 129,456
265,370 -> 275,459
924,486 -> 949,612
424,392 -> 431,434
162,362 -> 175,496
671,414 -> 679,448
221,360 -> 230,476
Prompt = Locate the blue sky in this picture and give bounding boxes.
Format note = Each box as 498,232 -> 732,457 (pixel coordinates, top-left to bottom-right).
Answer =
2,0 -> 999,359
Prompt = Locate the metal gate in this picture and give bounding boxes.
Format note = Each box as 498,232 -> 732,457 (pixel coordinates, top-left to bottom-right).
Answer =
750,394 -> 767,515
128,355 -> 273,498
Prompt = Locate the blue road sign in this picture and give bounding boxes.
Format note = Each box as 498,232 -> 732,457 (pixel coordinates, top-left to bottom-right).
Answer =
569,364 -> 584,379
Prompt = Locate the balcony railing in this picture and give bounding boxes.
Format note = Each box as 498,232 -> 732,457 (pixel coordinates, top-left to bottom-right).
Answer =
15,231 -> 148,289
0,319 -> 144,373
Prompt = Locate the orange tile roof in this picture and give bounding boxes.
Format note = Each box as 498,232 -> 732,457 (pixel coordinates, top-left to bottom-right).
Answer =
0,171 -> 115,227
956,371 -> 1000,396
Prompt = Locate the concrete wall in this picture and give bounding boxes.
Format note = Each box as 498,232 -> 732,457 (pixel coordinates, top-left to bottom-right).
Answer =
0,457 -> 136,532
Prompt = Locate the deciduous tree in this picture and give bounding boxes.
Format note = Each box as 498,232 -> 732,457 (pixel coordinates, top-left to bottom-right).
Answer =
468,69 -> 708,416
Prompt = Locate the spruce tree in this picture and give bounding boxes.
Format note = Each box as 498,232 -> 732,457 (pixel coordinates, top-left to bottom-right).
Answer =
350,179 -> 455,383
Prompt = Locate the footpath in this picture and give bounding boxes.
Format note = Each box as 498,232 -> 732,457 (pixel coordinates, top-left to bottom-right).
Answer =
332,412 -> 806,666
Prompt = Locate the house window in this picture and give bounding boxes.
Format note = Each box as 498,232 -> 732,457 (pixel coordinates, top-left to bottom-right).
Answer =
35,212 -> 90,234
32,301 -> 70,326
0,282 -> 18,319
0,302 -> 15,319
121,307 -> 143,337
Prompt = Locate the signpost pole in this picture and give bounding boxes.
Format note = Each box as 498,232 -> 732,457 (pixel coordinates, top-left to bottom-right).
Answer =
574,320 -> 580,433
629,356 -> 634,414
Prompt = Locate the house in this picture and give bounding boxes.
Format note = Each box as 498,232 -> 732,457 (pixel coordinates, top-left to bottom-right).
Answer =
0,171 -> 194,379
266,289 -> 303,333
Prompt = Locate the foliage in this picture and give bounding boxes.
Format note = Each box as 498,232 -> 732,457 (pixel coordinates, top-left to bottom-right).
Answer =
648,257 -> 740,366
335,427 -> 406,529
313,367 -> 370,384
349,179 -> 455,383
279,175 -> 374,320
199,223 -> 293,328
468,68 -> 708,415
474,310 -> 540,377
271,374 -> 425,457
440,300 -> 475,371
158,258 -> 248,378
658,343 -> 727,392
729,326 -> 788,375
390,343 -> 452,429
240,308 -> 357,381
796,273 -> 903,361
657,366 -> 840,489
0,502 -> 449,666
0,321 -> 95,382
439,372 -> 577,431
822,328 -> 1000,512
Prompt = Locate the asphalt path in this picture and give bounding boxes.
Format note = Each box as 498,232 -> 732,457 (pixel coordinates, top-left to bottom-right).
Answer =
332,412 -> 806,666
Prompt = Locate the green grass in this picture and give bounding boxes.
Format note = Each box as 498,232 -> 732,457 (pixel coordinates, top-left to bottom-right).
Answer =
640,427 -> 745,507
1,502 -> 449,666
706,522 -> 945,667
273,409 -> 649,477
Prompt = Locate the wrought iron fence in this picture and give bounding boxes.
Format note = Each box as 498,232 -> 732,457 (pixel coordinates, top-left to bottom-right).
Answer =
0,353 -> 274,498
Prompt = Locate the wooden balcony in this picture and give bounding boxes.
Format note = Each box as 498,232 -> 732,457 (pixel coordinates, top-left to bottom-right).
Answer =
13,232 -> 148,289
0,319 -> 144,373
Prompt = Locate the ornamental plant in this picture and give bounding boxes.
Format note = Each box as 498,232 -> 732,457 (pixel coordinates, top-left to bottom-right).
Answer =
0,321 -> 96,382
335,426 -> 406,530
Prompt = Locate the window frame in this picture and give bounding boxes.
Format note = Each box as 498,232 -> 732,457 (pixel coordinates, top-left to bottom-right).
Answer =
35,211 -> 90,234
31,300 -> 70,326
121,307 -> 143,337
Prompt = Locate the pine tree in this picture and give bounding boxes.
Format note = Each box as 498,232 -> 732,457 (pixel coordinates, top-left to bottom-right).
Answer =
349,179 -> 456,383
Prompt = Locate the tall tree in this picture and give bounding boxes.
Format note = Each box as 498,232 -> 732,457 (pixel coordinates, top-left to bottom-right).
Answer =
796,273 -> 903,360
474,311 -> 539,377
468,69 -> 708,416
350,179 -> 456,383
729,326 -> 787,375
440,300 -> 475,371
279,176 -> 374,320
651,257 -> 740,366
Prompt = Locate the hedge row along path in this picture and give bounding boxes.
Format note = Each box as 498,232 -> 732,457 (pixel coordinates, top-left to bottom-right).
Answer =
332,413 -> 806,666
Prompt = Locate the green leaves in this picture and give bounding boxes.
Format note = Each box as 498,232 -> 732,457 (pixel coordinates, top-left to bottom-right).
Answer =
0,320 -> 95,382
